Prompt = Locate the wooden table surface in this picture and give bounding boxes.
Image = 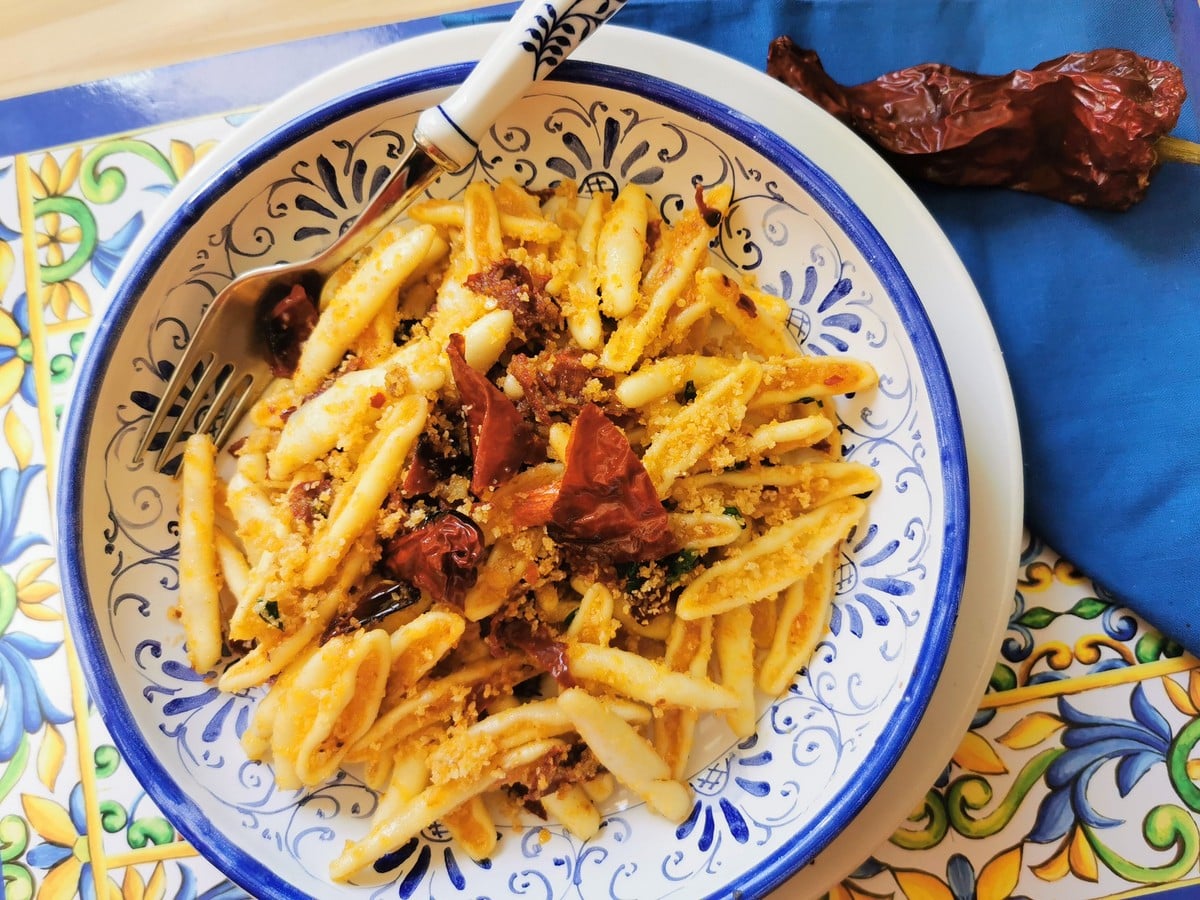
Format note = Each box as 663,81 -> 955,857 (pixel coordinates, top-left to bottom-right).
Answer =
0,0 -> 489,100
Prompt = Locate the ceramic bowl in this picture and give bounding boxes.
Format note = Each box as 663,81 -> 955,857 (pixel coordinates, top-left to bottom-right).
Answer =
59,25 -> 968,900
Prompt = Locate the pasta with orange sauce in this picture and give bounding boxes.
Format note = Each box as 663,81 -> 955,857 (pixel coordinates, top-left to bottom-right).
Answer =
174,177 -> 880,881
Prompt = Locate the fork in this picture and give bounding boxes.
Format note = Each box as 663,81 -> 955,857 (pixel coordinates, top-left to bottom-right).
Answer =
134,0 -> 629,471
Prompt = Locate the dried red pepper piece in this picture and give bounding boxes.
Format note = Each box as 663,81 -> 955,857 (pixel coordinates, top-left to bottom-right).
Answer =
544,403 -> 679,563
766,39 -> 1189,210
508,349 -> 605,426
381,510 -> 485,605
447,332 -> 535,494
485,615 -> 576,688
320,579 -> 421,644
400,435 -> 443,498
259,283 -> 318,377
509,482 -> 561,530
465,258 -> 562,343
287,475 -> 331,526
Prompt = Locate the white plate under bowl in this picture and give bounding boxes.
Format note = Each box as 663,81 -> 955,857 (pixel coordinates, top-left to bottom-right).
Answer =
57,24 -> 988,900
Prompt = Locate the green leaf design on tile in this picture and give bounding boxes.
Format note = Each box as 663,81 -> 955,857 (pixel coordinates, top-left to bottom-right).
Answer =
99,799 -> 128,832
945,747 -> 1062,837
0,812 -> 30,860
990,662 -> 1017,692
1136,632 -> 1186,664
0,737 -> 29,803
2,863 -> 33,900
1016,606 -> 1058,629
1067,597 -> 1108,619
890,788 -> 948,849
1167,718 -> 1200,812
32,195 -> 97,283
128,816 -> 175,848
49,351 -> 74,385
81,139 -> 177,204
1011,594 -> 1118,641
1,814 -> 33,900
1084,807 -> 1199,884
93,743 -> 120,778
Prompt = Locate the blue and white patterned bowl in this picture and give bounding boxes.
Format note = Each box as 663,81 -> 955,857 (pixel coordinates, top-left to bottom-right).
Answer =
58,25 -> 968,900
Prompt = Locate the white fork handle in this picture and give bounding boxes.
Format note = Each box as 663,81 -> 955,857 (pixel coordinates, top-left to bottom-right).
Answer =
414,0 -> 629,172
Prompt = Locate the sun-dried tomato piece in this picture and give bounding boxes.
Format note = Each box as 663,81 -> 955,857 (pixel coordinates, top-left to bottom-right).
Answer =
260,283 -> 318,377
508,349 -> 622,426
287,475 -> 331,526
465,258 -> 562,342
486,615 -> 575,688
447,333 -> 534,495
381,510 -> 485,605
400,435 -> 442,498
547,404 -> 679,563
506,742 -> 600,810
766,39 -> 1189,210
509,482 -> 561,529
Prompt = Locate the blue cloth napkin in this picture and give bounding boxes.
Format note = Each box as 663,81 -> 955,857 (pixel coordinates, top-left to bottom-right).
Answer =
449,0 -> 1200,653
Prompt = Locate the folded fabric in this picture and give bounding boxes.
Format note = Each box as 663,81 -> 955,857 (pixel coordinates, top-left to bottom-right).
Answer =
448,0 -> 1200,654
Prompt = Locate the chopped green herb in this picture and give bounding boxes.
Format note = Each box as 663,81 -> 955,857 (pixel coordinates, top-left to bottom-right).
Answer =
615,560 -> 646,593
723,505 -> 746,526
666,549 -> 701,583
682,380 -> 698,403
258,598 -> 283,629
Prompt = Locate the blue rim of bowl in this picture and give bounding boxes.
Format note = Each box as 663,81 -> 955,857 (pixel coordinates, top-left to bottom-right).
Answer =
58,58 -> 969,900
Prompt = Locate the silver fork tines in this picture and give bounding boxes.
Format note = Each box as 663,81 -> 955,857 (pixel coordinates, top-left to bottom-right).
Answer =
132,295 -> 273,472
130,141 -> 444,474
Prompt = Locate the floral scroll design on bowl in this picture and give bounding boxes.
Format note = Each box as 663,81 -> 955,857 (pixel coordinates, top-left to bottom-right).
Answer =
98,80 -> 941,898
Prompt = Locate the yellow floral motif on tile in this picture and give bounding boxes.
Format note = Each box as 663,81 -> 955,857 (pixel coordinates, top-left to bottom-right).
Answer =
13,556 -> 61,623
1032,824 -> 1102,883
35,724 -> 67,794
952,731 -> 1007,776
3,409 -> 59,621
1163,670 -> 1200,717
893,846 -> 1023,900
995,711 -> 1065,750
122,861 -> 169,900
21,793 -> 89,900
29,150 -> 90,321
0,241 -> 27,408
25,137 -> 217,326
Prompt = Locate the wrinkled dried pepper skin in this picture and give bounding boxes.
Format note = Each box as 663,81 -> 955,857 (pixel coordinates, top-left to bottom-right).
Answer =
767,38 -> 1187,210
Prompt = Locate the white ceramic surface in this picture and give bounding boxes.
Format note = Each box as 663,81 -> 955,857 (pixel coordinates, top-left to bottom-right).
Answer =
53,24 -> 1012,900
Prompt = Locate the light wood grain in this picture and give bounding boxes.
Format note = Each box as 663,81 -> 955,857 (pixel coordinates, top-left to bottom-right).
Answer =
0,0 -> 492,100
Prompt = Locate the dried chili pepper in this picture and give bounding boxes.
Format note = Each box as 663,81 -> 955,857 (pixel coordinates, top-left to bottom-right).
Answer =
259,282 -> 318,377
447,332 -> 535,494
381,510 -> 486,605
320,579 -> 421,644
542,403 -> 679,563
465,258 -> 562,343
287,475 -> 331,526
485,615 -> 576,688
766,38 -> 1193,210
